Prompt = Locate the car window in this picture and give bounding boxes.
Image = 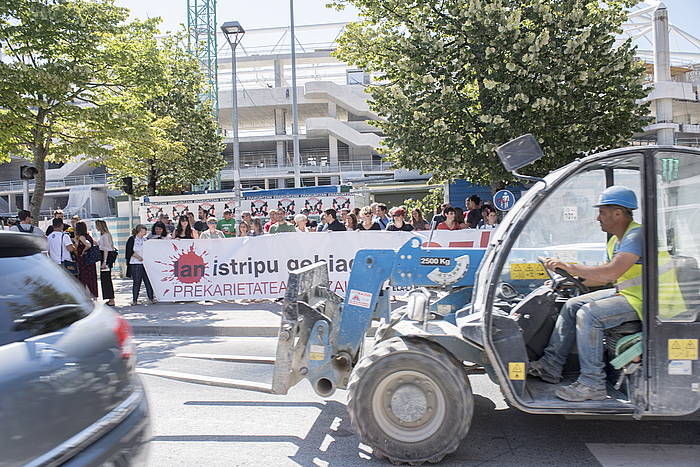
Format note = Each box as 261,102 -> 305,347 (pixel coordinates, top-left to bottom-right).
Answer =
0,253 -> 92,345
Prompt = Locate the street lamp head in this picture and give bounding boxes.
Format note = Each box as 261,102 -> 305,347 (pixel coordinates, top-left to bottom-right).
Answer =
221,21 -> 245,36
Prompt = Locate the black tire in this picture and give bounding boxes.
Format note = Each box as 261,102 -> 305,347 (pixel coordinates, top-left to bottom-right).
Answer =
347,337 -> 473,465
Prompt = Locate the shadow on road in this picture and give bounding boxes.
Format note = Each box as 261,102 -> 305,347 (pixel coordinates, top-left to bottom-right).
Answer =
151,392 -> 700,466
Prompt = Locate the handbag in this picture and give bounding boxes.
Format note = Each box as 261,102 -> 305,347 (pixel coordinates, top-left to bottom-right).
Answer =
84,242 -> 101,265
106,249 -> 118,268
60,234 -> 79,276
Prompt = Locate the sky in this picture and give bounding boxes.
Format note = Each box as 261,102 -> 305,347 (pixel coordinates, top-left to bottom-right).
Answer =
115,0 -> 700,51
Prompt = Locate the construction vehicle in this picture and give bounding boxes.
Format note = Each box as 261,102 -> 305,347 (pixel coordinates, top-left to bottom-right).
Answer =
140,136 -> 700,464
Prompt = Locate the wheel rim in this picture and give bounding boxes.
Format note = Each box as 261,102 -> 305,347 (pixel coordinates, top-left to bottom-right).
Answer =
371,370 -> 446,443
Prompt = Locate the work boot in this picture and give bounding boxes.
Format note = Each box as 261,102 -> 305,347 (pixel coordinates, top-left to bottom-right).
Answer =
555,381 -> 607,402
527,359 -> 562,384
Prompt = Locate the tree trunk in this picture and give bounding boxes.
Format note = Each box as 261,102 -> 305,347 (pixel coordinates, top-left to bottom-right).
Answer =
29,109 -> 49,225
29,148 -> 47,224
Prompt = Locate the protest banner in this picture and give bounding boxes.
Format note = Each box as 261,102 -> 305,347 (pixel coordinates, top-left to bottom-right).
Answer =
142,230 -> 492,302
139,188 -> 355,223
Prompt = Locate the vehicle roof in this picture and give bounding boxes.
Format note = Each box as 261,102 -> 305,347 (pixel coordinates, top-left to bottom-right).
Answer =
0,230 -> 48,257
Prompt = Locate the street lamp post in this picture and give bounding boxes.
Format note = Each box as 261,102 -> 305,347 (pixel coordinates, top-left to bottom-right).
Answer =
221,21 -> 246,214
289,0 -> 301,188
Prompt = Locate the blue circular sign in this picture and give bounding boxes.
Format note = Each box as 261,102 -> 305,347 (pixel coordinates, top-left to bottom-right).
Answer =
493,189 -> 516,211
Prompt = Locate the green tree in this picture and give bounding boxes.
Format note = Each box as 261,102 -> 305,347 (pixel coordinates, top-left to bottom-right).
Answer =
331,0 -> 648,188
0,0 -> 160,221
100,33 -> 224,196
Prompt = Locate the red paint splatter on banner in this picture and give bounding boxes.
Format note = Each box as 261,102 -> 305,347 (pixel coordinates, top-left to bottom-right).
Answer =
157,243 -> 209,284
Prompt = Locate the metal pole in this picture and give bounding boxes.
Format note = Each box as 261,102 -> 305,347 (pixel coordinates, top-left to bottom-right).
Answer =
653,4 -> 674,145
231,41 -> 242,212
290,0 -> 301,188
22,180 -> 29,211
128,194 -> 134,230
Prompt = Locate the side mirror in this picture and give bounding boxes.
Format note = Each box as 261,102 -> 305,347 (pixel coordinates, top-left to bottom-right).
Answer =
496,134 -> 544,172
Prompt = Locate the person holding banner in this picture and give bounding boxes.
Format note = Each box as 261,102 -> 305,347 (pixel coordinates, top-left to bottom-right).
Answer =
238,222 -> 251,236
148,221 -> 170,240
174,215 -> 196,239
200,217 -> 226,239
250,218 -> 264,236
127,224 -> 155,306
387,207 -> 414,232
294,214 -> 310,232
358,206 -> 381,231
437,207 -> 464,231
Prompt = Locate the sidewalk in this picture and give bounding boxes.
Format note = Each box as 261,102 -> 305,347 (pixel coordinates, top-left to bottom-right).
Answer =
113,279 -> 282,337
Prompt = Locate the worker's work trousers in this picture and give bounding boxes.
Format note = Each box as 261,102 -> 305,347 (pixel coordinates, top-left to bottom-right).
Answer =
539,288 -> 638,388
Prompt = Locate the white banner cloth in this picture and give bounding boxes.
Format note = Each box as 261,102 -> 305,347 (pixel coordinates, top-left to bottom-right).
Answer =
142,230 -> 491,302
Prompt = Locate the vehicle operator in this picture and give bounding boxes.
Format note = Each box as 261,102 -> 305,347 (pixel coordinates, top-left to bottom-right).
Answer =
529,186 -> 642,402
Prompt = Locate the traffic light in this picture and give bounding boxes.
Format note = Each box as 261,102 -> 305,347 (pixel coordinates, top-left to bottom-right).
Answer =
121,177 -> 134,195
20,166 -> 38,180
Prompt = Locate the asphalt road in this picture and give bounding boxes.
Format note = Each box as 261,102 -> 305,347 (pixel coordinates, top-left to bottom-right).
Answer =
136,336 -> 700,467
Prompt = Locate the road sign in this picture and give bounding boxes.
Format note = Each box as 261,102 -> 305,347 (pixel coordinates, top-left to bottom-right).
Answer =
493,189 -> 516,211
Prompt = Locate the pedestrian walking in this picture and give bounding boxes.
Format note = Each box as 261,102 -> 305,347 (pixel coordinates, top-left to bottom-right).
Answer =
200,217 -> 226,239
95,220 -> 116,306
126,224 -> 155,306
74,221 -> 99,298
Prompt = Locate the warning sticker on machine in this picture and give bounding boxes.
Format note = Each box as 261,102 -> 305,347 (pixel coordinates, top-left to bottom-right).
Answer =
348,289 -> 373,309
668,339 -> 698,360
309,344 -> 325,361
509,362 -> 526,380
510,263 -> 548,280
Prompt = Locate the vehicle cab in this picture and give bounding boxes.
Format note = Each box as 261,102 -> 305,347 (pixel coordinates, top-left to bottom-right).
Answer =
471,143 -> 700,416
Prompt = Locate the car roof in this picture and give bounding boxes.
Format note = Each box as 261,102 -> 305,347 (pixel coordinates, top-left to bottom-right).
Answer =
0,230 -> 48,257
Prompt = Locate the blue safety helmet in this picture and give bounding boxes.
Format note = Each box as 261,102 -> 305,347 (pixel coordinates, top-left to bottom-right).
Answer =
593,185 -> 638,210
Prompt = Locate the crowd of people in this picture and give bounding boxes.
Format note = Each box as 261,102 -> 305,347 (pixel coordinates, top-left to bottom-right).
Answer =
3,194 -> 500,305
143,195 -> 500,239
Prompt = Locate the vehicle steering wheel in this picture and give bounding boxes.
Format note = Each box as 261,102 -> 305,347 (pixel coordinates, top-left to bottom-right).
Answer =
537,257 -> 589,294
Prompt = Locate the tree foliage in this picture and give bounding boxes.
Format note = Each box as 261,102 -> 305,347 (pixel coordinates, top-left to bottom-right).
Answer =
330,0 -> 649,186
99,33 -> 224,196
0,0 -> 160,220
0,0 -> 224,220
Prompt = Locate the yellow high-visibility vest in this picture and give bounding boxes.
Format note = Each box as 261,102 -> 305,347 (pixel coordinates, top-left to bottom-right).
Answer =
608,221 -> 686,320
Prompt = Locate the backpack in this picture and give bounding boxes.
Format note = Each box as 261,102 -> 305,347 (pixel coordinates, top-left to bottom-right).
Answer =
16,224 -> 34,234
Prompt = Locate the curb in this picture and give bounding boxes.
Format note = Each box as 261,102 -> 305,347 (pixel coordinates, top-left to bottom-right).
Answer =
130,322 -> 379,338
131,324 -> 281,338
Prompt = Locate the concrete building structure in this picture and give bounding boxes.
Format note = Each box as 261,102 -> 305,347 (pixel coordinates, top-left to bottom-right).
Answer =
2,4 -> 700,217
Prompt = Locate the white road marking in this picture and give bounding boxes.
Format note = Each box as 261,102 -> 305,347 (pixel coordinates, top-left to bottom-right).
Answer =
586,443 -> 700,467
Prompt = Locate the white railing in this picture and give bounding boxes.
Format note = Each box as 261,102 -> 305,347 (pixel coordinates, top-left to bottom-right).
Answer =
0,173 -> 108,192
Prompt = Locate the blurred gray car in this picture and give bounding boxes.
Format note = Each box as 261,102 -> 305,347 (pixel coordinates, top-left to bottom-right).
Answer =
0,231 -> 149,466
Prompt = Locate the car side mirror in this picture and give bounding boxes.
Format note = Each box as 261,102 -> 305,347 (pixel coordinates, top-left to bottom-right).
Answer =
496,134 -> 544,172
